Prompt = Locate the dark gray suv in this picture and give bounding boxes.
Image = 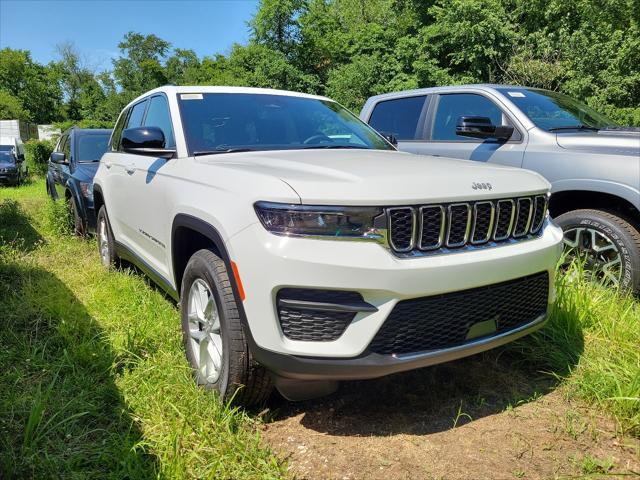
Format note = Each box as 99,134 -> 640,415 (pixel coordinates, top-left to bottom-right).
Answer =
361,85 -> 640,291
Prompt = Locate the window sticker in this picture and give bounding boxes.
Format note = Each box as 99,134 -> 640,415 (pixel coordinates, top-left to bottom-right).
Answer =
507,91 -> 526,98
180,93 -> 203,100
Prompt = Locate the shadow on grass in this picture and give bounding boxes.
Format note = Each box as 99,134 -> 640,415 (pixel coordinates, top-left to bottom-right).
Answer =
268,298 -> 584,437
0,214 -> 157,478
0,199 -> 43,253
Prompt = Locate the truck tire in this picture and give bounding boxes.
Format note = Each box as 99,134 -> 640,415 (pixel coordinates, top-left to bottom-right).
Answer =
555,209 -> 640,292
96,206 -> 119,268
180,249 -> 273,406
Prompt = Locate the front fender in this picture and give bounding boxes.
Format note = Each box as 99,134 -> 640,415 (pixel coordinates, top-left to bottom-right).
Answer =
551,179 -> 640,211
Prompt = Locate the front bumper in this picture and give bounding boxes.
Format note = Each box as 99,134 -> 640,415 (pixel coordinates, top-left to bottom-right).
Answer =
0,171 -> 19,184
228,218 -> 564,379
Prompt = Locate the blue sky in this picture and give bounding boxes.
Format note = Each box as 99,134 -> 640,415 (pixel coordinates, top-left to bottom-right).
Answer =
0,0 -> 260,70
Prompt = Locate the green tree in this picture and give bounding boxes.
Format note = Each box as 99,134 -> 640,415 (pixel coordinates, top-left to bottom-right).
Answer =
0,90 -> 29,120
113,32 -> 170,95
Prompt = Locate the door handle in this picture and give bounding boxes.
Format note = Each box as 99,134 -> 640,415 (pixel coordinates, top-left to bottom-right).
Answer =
125,164 -> 136,175
104,161 -> 112,169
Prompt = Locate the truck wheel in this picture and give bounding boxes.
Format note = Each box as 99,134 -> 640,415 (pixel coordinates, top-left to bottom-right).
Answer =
555,209 -> 640,292
96,206 -> 119,268
180,249 -> 273,406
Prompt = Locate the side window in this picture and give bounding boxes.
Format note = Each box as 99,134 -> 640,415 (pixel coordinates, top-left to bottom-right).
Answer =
368,96 -> 427,140
432,94 -> 504,141
144,95 -> 175,148
126,100 -> 148,129
110,108 -> 129,151
63,134 -> 71,160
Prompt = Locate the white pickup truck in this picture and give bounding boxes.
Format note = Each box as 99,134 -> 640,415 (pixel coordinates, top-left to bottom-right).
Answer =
93,86 -> 563,405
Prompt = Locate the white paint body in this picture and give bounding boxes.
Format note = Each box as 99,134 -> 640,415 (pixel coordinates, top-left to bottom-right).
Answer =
95,86 -> 563,359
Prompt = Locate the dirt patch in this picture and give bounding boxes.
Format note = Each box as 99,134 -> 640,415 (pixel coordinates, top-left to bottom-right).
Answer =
262,354 -> 639,479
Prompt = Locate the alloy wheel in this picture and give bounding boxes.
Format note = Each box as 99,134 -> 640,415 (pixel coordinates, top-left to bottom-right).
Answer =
187,278 -> 223,383
98,218 -> 110,266
563,227 -> 622,286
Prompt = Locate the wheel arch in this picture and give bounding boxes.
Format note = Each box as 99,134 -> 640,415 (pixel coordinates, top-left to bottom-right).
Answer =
93,184 -> 105,216
549,189 -> 640,229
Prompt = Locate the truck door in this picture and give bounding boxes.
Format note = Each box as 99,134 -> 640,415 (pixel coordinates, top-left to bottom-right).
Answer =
406,92 -> 526,168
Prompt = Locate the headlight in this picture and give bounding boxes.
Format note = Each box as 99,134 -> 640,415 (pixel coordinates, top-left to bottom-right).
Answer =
80,182 -> 93,199
254,201 -> 386,241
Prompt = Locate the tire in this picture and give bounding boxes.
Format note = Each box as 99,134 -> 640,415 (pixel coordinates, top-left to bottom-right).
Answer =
68,196 -> 84,236
180,249 -> 273,406
555,209 -> 640,292
96,206 -> 119,268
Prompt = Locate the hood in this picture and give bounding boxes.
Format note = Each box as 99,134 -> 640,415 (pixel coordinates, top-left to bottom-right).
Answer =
73,162 -> 99,182
197,149 -> 549,205
556,129 -> 640,156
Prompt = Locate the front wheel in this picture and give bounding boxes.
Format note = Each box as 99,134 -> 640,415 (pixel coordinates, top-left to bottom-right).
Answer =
180,249 -> 273,406
68,197 -> 84,236
555,209 -> 640,292
96,206 -> 119,268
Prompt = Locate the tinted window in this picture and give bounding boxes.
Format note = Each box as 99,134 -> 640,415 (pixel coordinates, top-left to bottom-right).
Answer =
0,145 -> 13,152
126,100 -> 147,129
368,96 -> 427,140
111,109 -> 128,151
432,94 -> 503,141
0,151 -> 15,163
144,95 -> 175,148
177,93 -> 392,155
63,135 -> 71,159
77,134 -> 111,162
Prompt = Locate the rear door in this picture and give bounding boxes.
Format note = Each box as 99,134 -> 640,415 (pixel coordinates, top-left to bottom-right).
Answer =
367,95 -> 430,153
101,99 -> 148,246
416,92 -> 526,168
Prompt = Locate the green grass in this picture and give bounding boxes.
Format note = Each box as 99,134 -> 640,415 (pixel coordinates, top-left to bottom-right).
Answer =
0,180 -> 286,479
0,180 -> 638,478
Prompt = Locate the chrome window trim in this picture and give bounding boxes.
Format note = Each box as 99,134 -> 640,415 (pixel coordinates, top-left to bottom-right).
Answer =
387,207 -> 416,252
446,203 -> 471,248
418,205 -> 446,250
493,199 -> 516,241
471,201 -> 495,245
513,197 -> 533,238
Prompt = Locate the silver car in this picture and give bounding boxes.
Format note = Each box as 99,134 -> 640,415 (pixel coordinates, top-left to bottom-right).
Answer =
361,85 -> 640,291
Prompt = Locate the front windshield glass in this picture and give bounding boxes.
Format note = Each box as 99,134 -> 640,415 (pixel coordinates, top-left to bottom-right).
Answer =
0,151 -> 15,163
496,87 -> 616,131
77,133 -> 110,162
0,145 -> 14,152
177,93 -> 393,155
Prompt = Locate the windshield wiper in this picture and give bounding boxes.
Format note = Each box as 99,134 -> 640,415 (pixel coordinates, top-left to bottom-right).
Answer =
193,148 -> 257,156
548,125 -> 600,132
302,145 -> 369,150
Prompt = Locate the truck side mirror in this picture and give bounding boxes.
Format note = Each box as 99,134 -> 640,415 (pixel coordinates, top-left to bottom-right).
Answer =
456,116 -> 514,141
122,126 -> 175,159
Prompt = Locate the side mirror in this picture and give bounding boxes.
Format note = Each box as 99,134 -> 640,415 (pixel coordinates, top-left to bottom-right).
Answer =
50,152 -> 67,164
379,131 -> 398,147
456,116 -> 514,141
121,126 -> 175,159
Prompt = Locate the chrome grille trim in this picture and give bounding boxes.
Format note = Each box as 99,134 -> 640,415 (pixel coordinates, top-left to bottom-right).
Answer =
493,199 -> 516,241
513,197 -> 533,238
385,194 -> 548,256
445,203 -> 471,248
418,205 -> 446,250
530,195 -> 548,233
471,201 -> 495,245
387,207 -> 416,252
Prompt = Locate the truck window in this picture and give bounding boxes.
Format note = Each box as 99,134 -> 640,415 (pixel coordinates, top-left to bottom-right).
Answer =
368,96 -> 427,140
144,95 -> 175,148
110,109 -> 129,151
432,94 -> 503,141
126,100 -> 148,129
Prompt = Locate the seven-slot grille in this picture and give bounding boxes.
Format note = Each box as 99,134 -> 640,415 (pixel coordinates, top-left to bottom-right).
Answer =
388,194 -> 547,254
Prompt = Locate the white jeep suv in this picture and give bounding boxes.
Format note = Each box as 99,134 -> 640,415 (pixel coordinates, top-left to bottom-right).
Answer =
94,86 -> 563,405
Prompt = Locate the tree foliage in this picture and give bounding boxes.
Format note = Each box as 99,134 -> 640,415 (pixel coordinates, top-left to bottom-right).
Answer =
0,0 -> 637,126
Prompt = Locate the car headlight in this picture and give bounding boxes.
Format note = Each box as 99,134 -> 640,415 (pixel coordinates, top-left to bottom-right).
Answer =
80,182 -> 93,199
254,201 -> 386,241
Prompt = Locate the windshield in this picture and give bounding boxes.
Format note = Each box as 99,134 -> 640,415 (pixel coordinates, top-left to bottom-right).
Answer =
0,151 -> 15,163
496,87 -> 616,131
0,145 -> 14,152
177,93 -> 393,155
77,133 -> 110,162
